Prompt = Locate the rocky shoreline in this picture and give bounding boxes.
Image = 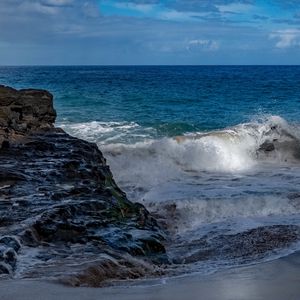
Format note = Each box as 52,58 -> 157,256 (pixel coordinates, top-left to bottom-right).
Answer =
2,84 -> 300,288
0,85 -> 167,286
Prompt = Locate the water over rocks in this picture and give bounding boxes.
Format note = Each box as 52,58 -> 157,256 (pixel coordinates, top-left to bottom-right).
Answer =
0,85 -> 166,286
1,84 -> 300,286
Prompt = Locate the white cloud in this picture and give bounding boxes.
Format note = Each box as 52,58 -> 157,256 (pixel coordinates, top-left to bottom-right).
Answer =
269,29 -> 300,48
114,2 -> 154,13
42,0 -> 73,6
82,1 -> 100,18
186,39 -> 220,51
20,1 -> 59,14
217,3 -> 253,13
158,10 -> 207,21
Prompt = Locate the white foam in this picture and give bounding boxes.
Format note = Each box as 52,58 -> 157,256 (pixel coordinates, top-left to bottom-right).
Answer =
100,116 -> 299,198
145,194 -> 300,233
61,116 -> 300,230
59,121 -> 155,144
60,115 -> 300,272
102,115 -> 300,179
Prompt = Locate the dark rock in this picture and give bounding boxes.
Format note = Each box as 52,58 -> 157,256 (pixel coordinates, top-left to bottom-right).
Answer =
0,85 -> 167,283
257,137 -> 300,161
0,236 -> 20,274
1,140 -> 9,149
0,263 -> 10,274
258,141 -> 275,152
0,85 -> 56,133
170,225 -> 300,265
0,236 -> 21,252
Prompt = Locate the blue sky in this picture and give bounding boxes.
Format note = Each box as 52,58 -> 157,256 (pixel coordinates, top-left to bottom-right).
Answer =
1,0 -> 300,65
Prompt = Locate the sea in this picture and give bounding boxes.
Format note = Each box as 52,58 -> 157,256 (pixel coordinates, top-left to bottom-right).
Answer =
1,65 -> 300,276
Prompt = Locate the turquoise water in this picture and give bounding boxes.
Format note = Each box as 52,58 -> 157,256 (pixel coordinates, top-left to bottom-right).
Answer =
1,66 -> 300,138
2,66 -> 300,273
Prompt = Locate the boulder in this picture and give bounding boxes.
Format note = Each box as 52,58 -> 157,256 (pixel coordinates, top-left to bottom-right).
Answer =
0,85 -> 56,132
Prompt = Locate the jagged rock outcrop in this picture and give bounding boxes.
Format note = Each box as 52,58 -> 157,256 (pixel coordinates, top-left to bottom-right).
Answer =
0,85 -> 56,146
0,85 -> 167,286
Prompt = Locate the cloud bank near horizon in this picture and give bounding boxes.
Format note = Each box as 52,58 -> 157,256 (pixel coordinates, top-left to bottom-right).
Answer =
0,0 -> 300,65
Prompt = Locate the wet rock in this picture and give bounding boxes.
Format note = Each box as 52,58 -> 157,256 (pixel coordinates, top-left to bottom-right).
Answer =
0,236 -> 20,274
0,263 -> 11,274
0,85 -> 56,133
171,225 -> 300,265
258,141 -> 275,152
1,140 -> 9,149
0,85 -> 167,283
0,236 -> 21,252
257,137 -> 300,161
61,253 -> 164,287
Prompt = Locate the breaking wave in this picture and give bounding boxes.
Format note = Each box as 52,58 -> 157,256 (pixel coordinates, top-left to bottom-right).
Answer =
99,116 -> 300,232
98,116 -> 300,191
59,121 -> 155,144
61,115 -> 300,273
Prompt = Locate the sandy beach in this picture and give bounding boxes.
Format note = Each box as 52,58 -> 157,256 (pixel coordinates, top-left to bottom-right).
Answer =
1,252 -> 300,300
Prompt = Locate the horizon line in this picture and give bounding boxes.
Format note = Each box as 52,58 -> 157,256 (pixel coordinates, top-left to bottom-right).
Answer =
1,64 -> 300,67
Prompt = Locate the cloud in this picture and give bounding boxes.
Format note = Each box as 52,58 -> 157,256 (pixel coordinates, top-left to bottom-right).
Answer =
270,29 -> 300,49
0,0 -> 75,16
20,1 -> 60,14
158,10 -> 208,21
166,0 -> 254,13
0,0 -> 300,64
113,0 -> 159,4
101,0 -> 262,25
0,0 -> 98,16
252,14 -> 269,21
216,2 -> 253,14
186,39 -> 220,51
41,0 -> 73,7
270,0 -> 300,9
113,2 -> 155,13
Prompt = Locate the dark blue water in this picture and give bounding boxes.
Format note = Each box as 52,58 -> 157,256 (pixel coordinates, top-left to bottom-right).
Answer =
1,66 -> 300,137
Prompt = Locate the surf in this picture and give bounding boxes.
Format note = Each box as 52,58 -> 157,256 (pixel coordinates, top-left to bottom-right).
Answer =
100,116 -> 300,182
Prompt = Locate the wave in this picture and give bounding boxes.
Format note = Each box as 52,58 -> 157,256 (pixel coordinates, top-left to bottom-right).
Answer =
60,114 -> 300,196
101,116 -> 300,179
148,194 -> 300,234
59,121 -> 155,144
60,115 -> 300,273
61,116 -> 300,223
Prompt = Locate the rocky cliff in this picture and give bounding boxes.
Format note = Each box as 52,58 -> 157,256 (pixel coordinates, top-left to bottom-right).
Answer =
0,85 -> 167,286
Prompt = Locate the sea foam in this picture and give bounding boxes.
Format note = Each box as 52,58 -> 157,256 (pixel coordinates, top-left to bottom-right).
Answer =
100,116 -> 300,187
61,115 -> 300,273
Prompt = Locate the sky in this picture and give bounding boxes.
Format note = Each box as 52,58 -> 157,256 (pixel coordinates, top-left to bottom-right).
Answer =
1,0 -> 300,65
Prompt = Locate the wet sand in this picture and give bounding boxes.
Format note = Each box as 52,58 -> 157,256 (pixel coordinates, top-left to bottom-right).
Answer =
1,252 -> 300,300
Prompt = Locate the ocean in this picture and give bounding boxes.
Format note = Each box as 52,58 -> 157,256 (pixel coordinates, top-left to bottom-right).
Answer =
1,65 -> 300,275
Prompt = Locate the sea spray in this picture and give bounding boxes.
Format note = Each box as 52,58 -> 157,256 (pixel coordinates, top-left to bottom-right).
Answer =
3,66 -> 300,282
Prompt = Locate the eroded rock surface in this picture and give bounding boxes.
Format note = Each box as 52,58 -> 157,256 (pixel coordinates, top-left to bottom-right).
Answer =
0,85 -> 166,286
